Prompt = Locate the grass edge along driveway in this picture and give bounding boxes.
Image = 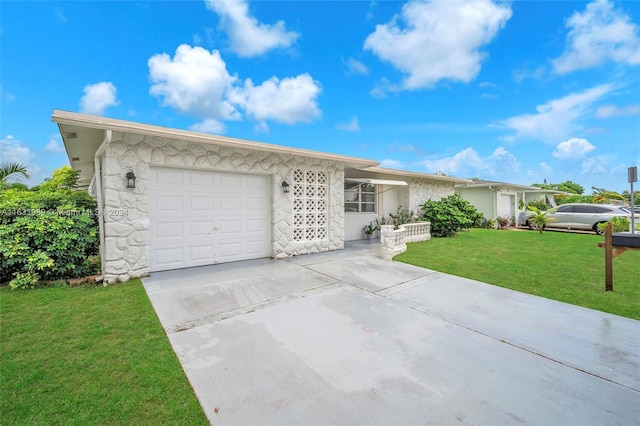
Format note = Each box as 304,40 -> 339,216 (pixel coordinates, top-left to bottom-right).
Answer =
1,280 -> 208,425
395,229 -> 640,320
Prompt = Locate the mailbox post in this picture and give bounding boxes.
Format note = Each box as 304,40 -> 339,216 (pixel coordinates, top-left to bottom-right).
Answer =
630,166 -> 637,234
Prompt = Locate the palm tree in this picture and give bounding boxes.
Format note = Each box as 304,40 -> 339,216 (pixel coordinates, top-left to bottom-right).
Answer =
591,186 -> 626,204
527,206 -> 556,234
0,162 -> 30,183
0,163 -> 30,191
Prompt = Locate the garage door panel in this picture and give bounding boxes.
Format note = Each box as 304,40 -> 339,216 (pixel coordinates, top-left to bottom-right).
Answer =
154,168 -> 184,186
189,170 -> 215,187
246,196 -> 267,210
188,221 -> 214,238
155,196 -> 184,213
218,197 -> 242,211
218,219 -> 242,234
150,167 -> 271,272
246,175 -> 267,188
245,240 -> 269,255
218,241 -> 242,258
245,218 -> 267,232
219,174 -> 242,189
155,221 -> 184,239
154,247 -> 185,268
189,245 -> 215,262
189,196 -> 215,212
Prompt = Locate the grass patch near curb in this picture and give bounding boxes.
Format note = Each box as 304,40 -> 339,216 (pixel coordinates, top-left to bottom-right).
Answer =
395,229 -> 640,320
1,280 -> 208,425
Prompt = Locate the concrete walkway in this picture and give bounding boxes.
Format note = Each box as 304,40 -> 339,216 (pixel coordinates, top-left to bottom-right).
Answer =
142,241 -> 640,425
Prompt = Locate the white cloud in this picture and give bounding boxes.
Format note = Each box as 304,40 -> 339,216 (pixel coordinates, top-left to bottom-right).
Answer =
336,116 -> 360,131
204,0 -> 298,57
253,122 -> 270,134
79,82 -> 118,115
540,162 -> 553,176
399,144 -> 417,152
364,0 -> 511,90
595,104 -> 640,118
478,81 -> 498,89
553,138 -> 596,159
45,136 -> 66,154
149,45 -> 321,129
379,158 -> 403,168
502,84 -> 613,143
553,0 -> 640,74
230,74 -> 321,124
581,156 -> 609,175
512,66 -> 546,83
54,7 -> 67,23
0,135 -> 45,185
344,57 -> 369,75
421,146 -> 519,178
149,44 -> 239,121
189,119 -> 226,134
489,147 -> 520,175
1,135 -> 33,164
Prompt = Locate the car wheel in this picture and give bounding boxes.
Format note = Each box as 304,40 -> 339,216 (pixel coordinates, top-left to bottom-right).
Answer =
593,222 -> 606,235
528,220 -> 541,231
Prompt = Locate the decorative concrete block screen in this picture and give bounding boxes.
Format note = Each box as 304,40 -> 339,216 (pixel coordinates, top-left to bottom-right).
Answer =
292,169 -> 329,241
380,222 -> 431,260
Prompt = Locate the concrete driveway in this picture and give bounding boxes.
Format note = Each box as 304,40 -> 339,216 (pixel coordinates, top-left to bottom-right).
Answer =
142,241 -> 640,425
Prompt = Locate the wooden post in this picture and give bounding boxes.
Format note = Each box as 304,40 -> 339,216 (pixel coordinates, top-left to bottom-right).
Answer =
604,223 -> 613,291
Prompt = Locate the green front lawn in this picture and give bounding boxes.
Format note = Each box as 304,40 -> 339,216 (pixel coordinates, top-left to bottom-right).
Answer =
0,281 -> 208,425
395,229 -> 640,320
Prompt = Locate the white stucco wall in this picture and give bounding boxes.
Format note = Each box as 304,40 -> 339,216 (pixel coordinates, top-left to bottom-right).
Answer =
408,178 -> 456,213
100,131 -> 344,283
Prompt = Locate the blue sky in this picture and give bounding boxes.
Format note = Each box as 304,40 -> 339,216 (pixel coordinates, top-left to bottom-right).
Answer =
1,0 -> 639,193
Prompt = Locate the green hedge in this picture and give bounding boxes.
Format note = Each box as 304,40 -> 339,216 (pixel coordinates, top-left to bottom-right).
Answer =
420,194 -> 483,237
0,167 -> 100,288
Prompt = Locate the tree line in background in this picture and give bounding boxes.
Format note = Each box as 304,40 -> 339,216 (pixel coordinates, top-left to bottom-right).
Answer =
531,180 -> 639,206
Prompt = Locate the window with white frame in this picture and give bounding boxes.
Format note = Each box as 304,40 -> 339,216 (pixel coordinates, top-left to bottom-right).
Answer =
344,182 -> 376,213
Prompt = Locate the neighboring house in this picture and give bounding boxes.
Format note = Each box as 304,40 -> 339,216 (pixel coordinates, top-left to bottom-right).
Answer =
53,110 -> 469,283
455,180 -> 567,222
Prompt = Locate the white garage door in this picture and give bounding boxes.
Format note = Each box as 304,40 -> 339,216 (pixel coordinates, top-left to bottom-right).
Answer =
149,167 -> 271,272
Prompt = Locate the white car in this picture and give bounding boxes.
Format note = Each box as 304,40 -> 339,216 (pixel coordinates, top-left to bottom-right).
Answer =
519,203 -> 637,235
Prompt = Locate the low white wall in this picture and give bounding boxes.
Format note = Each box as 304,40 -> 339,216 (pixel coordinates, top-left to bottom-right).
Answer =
380,222 -> 431,260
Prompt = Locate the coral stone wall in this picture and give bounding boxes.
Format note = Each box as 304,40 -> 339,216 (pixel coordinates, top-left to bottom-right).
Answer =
409,178 -> 455,213
100,131 -> 344,283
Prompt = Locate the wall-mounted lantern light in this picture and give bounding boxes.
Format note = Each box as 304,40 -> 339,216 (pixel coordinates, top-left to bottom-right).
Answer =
126,171 -> 137,189
281,181 -> 290,193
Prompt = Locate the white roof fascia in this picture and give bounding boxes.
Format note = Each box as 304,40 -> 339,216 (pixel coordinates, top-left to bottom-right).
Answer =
358,166 -> 472,184
52,110 -> 378,169
345,178 -> 408,186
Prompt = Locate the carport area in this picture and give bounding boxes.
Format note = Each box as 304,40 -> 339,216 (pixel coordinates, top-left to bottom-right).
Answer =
142,241 -> 640,425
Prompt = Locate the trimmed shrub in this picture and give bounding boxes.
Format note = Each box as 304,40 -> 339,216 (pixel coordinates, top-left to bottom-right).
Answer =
0,167 -> 100,287
420,195 -> 483,237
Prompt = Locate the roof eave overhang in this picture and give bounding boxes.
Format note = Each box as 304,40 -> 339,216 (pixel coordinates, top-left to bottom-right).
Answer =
355,166 -> 472,184
52,110 -> 378,170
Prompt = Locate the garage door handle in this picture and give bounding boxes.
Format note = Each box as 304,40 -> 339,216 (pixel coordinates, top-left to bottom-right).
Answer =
213,227 -> 219,230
